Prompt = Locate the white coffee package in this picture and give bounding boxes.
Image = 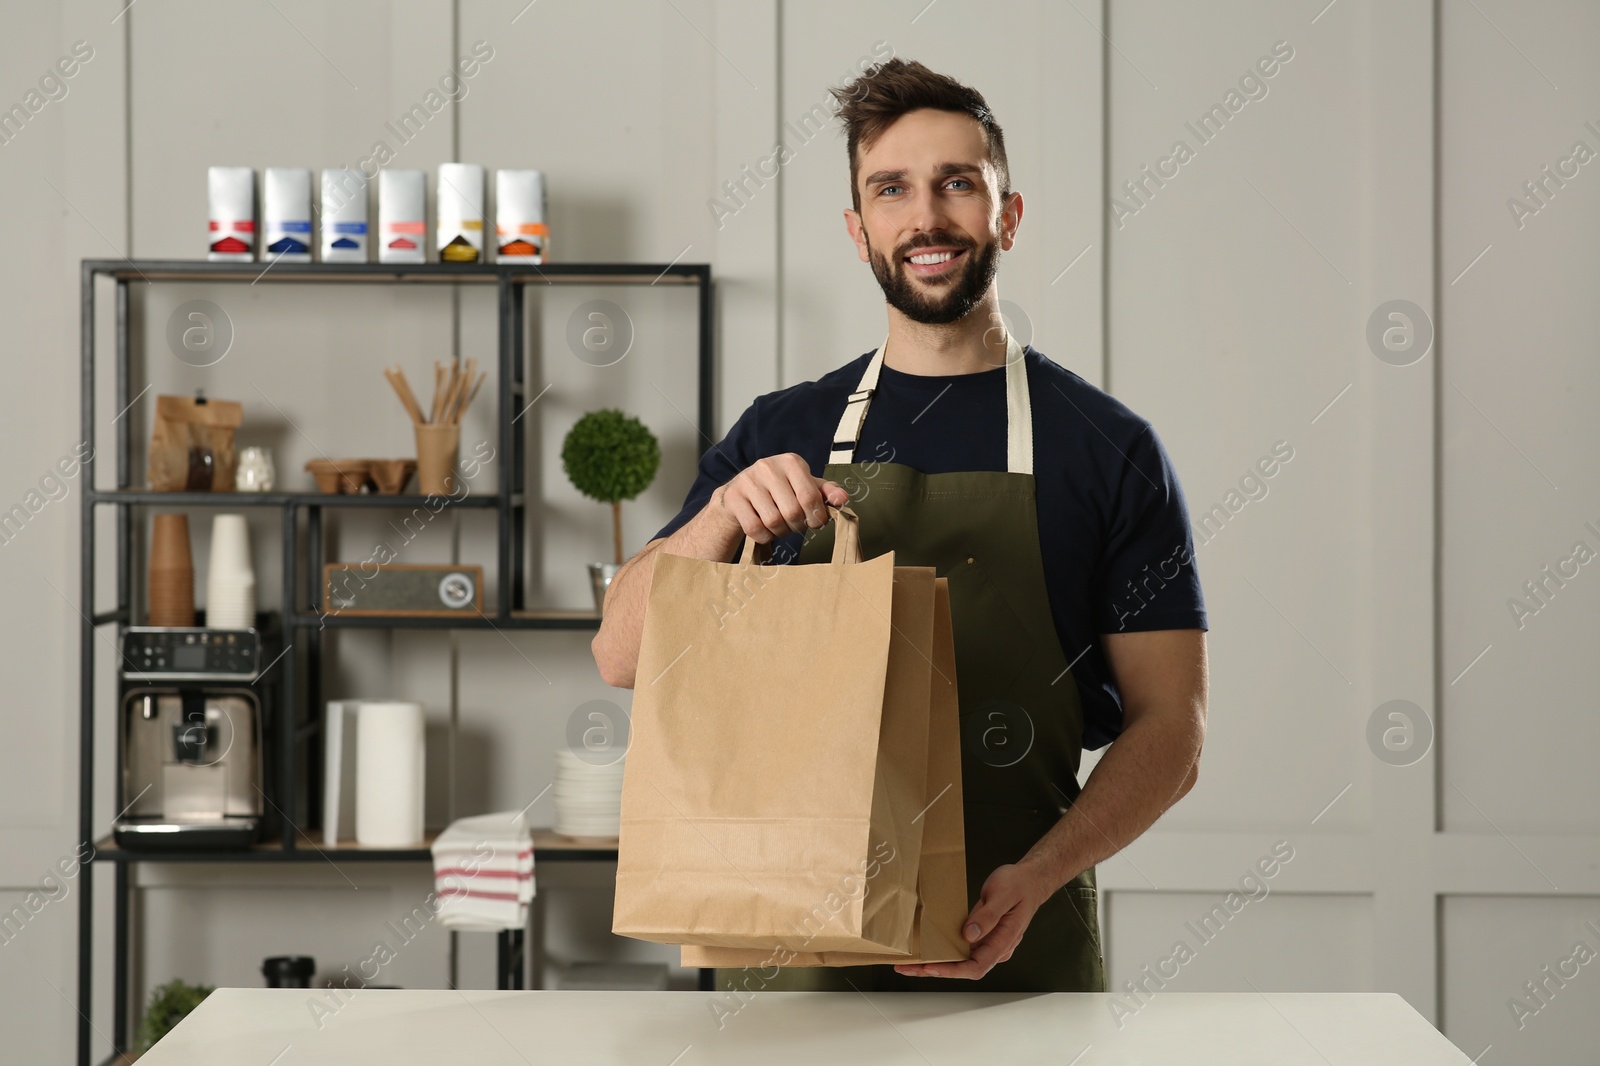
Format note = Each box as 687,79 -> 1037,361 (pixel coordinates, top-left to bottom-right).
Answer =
495,169 -> 547,264
378,169 -> 426,263
207,166 -> 255,261
262,167 -> 313,262
320,168 -> 368,263
437,163 -> 485,263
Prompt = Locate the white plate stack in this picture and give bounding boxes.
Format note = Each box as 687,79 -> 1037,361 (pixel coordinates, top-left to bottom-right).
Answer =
206,514 -> 256,629
553,750 -> 624,839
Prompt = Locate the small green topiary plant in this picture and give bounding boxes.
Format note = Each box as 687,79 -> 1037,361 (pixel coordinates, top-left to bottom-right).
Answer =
561,409 -> 661,564
138,978 -> 214,1052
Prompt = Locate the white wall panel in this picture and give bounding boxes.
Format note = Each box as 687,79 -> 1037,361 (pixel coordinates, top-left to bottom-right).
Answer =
1438,0 -> 1600,836
1108,890 -> 1374,997
0,888 -> 78,1062
1442,895 -> 1600,1066
0,0 -> 128,883
1108,0 -> 1434,842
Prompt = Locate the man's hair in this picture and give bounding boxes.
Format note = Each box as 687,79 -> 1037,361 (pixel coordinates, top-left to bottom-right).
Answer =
829,58 -> 1011,217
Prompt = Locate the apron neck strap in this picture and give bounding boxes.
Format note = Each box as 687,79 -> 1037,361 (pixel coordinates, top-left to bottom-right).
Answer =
828,331 -> 1033,475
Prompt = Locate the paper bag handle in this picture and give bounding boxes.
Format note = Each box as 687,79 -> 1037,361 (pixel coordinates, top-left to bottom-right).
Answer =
738,503 -> 861,566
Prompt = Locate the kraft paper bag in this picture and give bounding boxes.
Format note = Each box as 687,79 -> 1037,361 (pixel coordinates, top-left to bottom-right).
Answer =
681,577 -> 969,968
612,505 -> 936,953
147,393 -> 243,492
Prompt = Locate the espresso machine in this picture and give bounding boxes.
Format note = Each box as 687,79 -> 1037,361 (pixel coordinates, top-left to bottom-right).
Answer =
114,614 -> 282,851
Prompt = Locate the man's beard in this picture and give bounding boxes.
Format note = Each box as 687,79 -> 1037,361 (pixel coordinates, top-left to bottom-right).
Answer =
866,230 -> 1000,326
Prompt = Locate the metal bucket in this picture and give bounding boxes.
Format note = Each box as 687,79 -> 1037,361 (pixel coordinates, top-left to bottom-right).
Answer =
588,562 -> 622,613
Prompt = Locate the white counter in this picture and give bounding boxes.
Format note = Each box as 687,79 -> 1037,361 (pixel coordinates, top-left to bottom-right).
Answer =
138,988 -> 1473,1064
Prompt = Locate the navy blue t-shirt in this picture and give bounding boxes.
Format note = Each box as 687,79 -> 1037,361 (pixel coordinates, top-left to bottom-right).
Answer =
651,345 -> 1208,749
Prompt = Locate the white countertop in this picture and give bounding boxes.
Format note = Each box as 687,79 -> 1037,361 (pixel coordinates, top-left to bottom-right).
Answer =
138,988 -> 1473,1065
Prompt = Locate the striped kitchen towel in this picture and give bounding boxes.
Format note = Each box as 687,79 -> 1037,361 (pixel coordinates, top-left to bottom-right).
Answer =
430,810 -> 535,931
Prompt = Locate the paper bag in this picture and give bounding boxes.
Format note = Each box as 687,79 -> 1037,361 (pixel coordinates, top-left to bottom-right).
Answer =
612,505 -> 936,953
681,576 -> 969,968
147,393 -> 243,492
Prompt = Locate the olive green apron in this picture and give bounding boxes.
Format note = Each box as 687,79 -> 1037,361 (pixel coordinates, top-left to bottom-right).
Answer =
719,332 -> 1106,995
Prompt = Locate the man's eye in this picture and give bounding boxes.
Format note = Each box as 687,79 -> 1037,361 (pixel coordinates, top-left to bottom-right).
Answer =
879,184 -> 902,197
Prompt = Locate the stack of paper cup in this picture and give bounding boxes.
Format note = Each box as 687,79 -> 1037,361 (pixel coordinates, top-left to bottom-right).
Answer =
148,514 -> 196,627
553,750 -> 624,839
206,514 -> 256,629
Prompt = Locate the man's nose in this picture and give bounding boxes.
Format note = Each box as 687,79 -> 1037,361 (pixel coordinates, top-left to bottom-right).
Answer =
903,185 -> 952,236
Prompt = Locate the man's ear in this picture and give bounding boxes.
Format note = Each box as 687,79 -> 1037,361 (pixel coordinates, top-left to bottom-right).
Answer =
843,208 -> 870,263
999,191 -> 1023,252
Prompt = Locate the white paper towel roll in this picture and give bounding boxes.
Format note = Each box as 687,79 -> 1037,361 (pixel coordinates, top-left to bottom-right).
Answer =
354,701 -> 425,847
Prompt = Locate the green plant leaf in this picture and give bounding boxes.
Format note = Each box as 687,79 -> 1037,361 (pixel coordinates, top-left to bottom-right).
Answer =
137,978 -> 215,1051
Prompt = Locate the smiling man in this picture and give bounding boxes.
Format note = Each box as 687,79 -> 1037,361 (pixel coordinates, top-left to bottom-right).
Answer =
592,57 -> 1209,992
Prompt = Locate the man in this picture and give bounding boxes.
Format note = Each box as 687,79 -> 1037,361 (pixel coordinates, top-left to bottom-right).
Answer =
592,57 -> 1208,993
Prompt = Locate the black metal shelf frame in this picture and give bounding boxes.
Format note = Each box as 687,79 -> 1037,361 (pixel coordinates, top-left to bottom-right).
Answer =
90,837 -> 626,865
75,259 -> 715,1065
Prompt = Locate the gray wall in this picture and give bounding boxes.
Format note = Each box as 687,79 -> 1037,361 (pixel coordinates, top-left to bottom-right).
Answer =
1,1 -> 1596,1062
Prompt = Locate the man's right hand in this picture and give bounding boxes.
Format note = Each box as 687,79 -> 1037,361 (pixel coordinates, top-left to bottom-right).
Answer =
710,452 -> 851,543
592,453 -> 850,688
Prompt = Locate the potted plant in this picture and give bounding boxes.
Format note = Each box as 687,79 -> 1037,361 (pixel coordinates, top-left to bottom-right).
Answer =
561,409 -> 660,612
137,978 -> 214,1054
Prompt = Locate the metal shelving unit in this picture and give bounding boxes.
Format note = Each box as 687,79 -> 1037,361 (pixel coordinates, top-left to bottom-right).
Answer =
75,258 -> 715,1066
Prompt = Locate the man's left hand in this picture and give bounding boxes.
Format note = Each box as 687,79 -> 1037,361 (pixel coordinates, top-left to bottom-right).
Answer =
893,862 -> 1055,980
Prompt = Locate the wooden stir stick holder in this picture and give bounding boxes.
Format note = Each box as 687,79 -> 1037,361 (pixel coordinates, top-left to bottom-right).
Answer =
385,358 -> 486,495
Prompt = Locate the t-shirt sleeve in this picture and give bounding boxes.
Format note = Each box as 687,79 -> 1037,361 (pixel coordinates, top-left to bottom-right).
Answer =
1093,423 -> 1208,634
649,397 -> 762,545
